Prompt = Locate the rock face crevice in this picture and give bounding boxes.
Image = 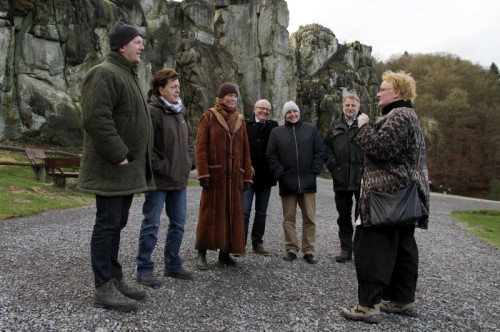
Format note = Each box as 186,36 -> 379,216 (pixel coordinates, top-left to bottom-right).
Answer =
0,0 -> 379,146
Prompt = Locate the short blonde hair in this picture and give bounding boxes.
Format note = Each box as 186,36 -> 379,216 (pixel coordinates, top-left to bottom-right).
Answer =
382,70 -> 417,102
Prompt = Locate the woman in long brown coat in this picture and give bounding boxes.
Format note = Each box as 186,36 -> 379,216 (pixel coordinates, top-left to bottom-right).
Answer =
195,82 -> 253,269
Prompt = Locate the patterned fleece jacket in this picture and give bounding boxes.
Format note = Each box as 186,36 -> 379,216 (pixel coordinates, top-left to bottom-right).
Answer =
352,100 -> 430,229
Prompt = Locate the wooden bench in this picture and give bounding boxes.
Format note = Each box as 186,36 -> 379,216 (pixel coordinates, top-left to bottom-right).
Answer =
44,156 -> 81,188
25,148 -> 48,182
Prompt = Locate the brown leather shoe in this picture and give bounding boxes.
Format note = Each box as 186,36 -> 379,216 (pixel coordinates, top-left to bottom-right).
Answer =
252,244 -> 270,256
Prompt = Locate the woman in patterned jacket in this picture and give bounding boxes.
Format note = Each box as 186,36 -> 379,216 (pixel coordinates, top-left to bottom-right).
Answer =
342,71 -> 430,324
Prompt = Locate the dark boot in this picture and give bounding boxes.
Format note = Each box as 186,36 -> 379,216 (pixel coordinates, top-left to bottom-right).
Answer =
335,248 -> 352,262
218,251 -> 237,266
196,250 -> 208,270
93,279 -> 138,312
337,230 -> 353,262
115,278 -> 147,300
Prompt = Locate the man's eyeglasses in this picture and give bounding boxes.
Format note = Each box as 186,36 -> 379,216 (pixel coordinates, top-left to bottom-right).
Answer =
255,106 -> 271,111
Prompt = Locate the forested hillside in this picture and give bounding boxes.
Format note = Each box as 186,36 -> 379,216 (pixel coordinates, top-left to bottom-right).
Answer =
375,53 -> 500,199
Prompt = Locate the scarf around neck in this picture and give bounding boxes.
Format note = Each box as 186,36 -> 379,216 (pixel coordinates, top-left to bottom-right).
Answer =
215,101 -> 239,121
160,96 -> 183,113
382,99 -> 413,115
215,101 -> 240,132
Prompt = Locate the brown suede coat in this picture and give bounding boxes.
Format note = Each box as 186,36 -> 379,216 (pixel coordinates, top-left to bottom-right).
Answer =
195,104 -> 253,254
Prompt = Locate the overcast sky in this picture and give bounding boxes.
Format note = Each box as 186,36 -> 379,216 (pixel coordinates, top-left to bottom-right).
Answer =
286,0 -> 498,68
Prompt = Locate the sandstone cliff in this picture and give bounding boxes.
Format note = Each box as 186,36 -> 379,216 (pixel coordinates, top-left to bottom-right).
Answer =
0,0 -> 378,146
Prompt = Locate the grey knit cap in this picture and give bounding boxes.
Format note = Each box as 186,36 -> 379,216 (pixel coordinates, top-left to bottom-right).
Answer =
282,101 -> 300,116
109,22 -> 141,51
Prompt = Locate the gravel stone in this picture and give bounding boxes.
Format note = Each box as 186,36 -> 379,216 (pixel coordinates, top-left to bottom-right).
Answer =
0,178 -> 499,331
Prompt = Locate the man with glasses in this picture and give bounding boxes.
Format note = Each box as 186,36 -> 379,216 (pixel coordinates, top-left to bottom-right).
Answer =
242,99 -> 278,255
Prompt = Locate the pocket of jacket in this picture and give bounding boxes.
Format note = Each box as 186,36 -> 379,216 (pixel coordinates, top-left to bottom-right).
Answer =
333,164 -> 348,185
208,165 -> 224,188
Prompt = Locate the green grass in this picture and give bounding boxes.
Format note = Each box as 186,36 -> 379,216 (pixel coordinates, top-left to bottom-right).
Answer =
0,151 -> 94,220
0,149 -> 199,220
451,210 -> 500,249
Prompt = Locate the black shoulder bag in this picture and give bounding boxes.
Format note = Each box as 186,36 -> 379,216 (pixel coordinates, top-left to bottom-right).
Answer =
368,145 -> 423,228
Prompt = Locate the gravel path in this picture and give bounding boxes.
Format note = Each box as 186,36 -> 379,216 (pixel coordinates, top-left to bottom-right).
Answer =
1,178 -> 499,331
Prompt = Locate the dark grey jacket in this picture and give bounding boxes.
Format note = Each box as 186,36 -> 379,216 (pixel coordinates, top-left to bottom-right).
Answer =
323,112 -> 365,192
148,95 -> 195,190
266,121 -> 325,197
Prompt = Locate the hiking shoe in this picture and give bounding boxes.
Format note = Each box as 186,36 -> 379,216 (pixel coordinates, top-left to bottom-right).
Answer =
342,304 -> 381,324
137,274 -> 162,288
335,249 -> 352,262
283,252 -> 297,261
196,250 -> 208,271
252,245 -> 270,256
218,251 -> 237,266
94,279 -> 138,312
380,301 -> 417,316
303,254 -> 317,264
165,269 -> 193,280
115,278 -> 147,301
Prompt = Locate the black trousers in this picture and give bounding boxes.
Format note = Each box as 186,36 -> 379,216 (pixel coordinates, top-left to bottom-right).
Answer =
334,190 -> 360,251
91,194 -> 134,288
353,224 -> 418,306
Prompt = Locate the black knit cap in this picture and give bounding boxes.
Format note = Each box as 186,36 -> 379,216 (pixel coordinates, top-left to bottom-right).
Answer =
218,82 -> 238,98
109,21 -> 141,51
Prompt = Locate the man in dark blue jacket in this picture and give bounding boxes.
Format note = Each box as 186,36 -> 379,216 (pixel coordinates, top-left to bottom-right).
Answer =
243,99 -> 278,255
323,93 -> 365,262
267,101 -> 325,264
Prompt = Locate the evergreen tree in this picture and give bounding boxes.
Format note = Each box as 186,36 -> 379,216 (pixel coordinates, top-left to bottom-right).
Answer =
490,62 -> 500,80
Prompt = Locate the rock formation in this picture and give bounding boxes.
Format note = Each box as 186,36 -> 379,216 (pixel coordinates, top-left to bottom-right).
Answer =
291,24 -> 379,134
0,0 -> 379,146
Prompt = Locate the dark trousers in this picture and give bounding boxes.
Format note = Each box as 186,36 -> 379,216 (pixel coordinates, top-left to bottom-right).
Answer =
353,225 -> 418,306
91,194 -> 133,288
242,187 -> 272,246
334,190 -> 360,251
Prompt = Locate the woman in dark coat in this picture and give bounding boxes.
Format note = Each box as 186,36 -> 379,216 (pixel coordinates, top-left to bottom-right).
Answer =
195,82 -> 253,269
342,71 -> 430,324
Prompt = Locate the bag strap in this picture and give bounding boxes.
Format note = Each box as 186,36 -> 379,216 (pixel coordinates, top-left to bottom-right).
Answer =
413,143 -> 422,181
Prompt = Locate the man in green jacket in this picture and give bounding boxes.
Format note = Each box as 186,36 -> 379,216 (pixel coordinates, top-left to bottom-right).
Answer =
323,93 -> 366,263
78,21 -> 155,312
